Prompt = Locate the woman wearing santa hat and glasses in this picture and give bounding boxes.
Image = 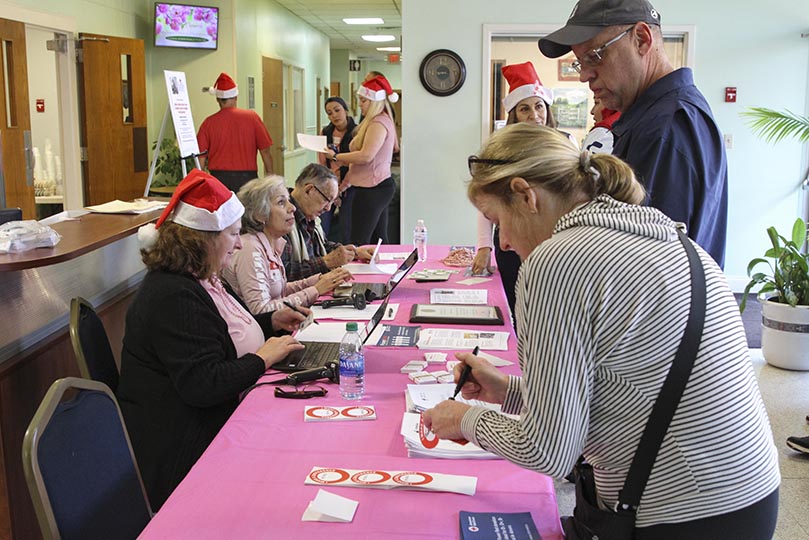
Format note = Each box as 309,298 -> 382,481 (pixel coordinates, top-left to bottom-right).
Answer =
322,75 -> 399,245
117,170 -> 306,510
472,62 -> 563,320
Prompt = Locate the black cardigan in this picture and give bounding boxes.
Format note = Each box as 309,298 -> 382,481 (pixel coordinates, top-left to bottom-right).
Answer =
117,270 -> 278,510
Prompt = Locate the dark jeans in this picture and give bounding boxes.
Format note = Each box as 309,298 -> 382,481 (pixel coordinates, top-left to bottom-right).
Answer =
350,177 -> 396,245
634,487 -> 779,540
325,187 -> 355,244
209,170 -> 259,193
493,227 -> 521,321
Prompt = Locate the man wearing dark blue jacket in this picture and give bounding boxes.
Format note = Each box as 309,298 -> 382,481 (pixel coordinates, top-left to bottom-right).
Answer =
539,0 -> 727,267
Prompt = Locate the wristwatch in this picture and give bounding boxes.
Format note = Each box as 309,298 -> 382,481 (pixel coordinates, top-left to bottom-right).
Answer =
331,151 -> 339,162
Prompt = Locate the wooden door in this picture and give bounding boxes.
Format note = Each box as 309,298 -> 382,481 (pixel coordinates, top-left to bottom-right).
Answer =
0,18 -> 35,218
77,34 -> 147,205
262,56 -> 284,177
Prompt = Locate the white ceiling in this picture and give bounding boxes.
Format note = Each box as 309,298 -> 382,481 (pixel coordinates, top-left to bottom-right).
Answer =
275,0 -> 402,61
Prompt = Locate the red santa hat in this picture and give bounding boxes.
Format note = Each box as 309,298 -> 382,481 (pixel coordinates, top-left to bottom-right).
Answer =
208,72 -> 238,99
139,169 -> 244,249
357,75 -> 399,103
501,62 -> 553,113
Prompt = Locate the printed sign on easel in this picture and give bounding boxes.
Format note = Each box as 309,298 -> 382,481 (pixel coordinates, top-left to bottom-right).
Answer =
163,70 -> 199,159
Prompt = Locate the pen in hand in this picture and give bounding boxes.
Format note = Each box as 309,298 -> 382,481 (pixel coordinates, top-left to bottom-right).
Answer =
450,346 -> 479,400
282,301 -> 319,325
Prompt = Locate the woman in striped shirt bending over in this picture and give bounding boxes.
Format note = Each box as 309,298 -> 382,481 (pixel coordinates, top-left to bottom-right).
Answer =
424,124 -> 779,539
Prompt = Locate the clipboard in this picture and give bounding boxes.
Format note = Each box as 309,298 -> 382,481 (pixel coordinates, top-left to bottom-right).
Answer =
408,304 -> 505,325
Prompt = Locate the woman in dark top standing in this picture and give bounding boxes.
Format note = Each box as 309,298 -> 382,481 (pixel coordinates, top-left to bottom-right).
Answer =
117,170 -> 305,510
317,97 -> 357,243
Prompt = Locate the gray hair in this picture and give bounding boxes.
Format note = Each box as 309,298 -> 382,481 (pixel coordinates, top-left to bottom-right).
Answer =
468,123 -> 645,206
293,163 -> 337,188
237,175 -> 289,233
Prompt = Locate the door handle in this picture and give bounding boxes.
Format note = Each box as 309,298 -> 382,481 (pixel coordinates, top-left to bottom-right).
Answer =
24,130 -> 34,186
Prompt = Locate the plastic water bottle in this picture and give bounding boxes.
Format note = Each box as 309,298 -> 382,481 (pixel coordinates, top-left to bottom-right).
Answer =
338,322 -> 365,400
413,219 -> 428,262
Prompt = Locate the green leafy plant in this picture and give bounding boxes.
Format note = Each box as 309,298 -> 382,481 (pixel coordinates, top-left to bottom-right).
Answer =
741,108 -> 809,144
741,218 -> 809,312
150,139 -> 196,188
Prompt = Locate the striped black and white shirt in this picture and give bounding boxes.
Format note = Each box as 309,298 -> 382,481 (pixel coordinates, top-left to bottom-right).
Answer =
460,196 -> 780,527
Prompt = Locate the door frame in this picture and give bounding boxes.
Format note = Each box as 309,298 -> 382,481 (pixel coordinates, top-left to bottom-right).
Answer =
480,23 -> 696,145
1,2 -> 83,210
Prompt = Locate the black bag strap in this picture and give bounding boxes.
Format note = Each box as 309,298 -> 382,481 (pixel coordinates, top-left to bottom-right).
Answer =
616,229 -> 706,512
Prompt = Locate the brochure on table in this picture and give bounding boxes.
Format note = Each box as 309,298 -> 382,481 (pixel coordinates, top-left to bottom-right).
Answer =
417,329 -> 510,350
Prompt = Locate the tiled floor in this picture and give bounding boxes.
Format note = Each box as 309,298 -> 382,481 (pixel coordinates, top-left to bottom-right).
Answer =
554,349 -> 809,539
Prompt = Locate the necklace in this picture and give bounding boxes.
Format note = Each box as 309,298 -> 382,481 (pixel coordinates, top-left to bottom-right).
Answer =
207,274 -> 254,327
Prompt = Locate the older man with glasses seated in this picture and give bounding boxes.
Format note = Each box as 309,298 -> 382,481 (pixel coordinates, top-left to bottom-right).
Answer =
539,0 -> 728,269
282,163 -> 374,281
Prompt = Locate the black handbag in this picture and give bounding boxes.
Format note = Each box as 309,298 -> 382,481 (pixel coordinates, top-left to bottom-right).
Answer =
562,230 -> 706,540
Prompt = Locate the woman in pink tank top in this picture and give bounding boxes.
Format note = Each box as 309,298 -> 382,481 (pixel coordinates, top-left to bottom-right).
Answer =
323,75 -> 399,245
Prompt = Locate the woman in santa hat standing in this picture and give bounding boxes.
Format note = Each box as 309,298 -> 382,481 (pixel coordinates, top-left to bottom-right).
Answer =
322,75 -> 399,245
117,170 -> 306,510
472,62 -> 558,320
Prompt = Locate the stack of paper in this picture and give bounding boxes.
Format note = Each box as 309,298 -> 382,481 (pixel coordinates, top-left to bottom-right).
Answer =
429,288 -> 488,305
405,383 -> 499,413
400,412 -> 499,459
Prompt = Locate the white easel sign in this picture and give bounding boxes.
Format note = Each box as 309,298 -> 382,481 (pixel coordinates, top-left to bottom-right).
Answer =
163,70 -> 199,158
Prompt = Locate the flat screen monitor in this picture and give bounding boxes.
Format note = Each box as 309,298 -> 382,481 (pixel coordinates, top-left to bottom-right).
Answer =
154,3 -> 219,50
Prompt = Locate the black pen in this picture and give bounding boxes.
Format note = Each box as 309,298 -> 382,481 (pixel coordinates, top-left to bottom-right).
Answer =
450,346 -> 479,400
283,301 -> 319,325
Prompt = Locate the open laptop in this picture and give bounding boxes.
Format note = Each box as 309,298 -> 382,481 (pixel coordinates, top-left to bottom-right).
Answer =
335,248 -> 419,300
272,296 -> 390,372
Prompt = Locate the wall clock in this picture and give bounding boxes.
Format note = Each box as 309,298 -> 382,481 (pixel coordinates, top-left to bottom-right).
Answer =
419,49 -> 466,97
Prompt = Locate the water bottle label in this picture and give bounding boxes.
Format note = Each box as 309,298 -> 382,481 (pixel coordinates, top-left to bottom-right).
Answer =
340,356 -> 364,377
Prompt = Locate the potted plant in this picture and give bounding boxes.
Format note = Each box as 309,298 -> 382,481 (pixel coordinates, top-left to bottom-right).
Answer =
740,108 -> 809,370
150,139 -> 197,192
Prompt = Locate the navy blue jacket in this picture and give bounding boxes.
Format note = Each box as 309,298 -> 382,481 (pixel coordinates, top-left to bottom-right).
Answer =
612,68 -> 727,268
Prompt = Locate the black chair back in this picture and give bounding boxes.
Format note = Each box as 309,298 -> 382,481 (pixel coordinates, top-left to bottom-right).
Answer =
0,207 -> 22,225
69,297 -> 119,392
22,377 -> 152,540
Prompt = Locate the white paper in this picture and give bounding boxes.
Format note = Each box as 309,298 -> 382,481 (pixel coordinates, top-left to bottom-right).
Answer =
456,277 -> 493,286
297,133 -> 328,153
310,303 -> 399,321
429,288 -> 488,305
342,262 -> 398,275
378,252 -> 412,261
405,383 -> 495,412
86,200 -> 168,214
416,328 -> 510,351
477,350 -> 514,367
38,209 -> 89,225
294,322 -> 348,343
400,412 -> 500,460
301,489 -> 358,523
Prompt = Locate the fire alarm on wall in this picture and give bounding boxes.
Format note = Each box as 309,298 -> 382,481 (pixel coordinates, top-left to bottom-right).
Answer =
725,87 -> 737,103
36,99 -> 45,113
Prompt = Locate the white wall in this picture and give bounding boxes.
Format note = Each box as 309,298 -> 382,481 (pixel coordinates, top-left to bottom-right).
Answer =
26,27 -> 63,190
402,0 -> 809,286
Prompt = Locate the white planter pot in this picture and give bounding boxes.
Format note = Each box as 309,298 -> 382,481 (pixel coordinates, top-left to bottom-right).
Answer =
760,294 -> 809,371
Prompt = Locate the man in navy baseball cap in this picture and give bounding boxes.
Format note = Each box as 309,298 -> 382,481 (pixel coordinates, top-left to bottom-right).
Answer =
537,0 -> 729,269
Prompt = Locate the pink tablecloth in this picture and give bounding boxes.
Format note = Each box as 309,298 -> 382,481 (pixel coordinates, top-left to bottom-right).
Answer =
138,246 -> 563,540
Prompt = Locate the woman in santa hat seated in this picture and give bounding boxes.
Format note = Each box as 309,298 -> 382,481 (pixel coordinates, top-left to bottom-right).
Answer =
472,61 -> 569,320
322,75 -> 399,245
117,170 -> 306,510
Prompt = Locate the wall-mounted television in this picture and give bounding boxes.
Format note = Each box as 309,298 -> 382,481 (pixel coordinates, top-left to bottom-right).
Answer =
154,3 -> 219,50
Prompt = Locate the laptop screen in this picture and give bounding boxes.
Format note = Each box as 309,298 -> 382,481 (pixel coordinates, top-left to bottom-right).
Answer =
385,248 -> 418,294
360,296 -> 390,345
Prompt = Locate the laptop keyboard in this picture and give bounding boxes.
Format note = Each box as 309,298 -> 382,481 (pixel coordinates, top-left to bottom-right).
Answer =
289,341 -> 341,370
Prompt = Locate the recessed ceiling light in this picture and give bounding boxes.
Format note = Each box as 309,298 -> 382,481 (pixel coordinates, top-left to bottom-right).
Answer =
376,47 -> 401,52
361,35 -> 396,42
343,18 -> 384,25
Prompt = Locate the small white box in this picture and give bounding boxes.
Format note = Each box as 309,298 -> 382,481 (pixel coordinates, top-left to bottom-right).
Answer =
401,360 -> 428,373
446,360 -> 460,372
408,371 -> 437,384
424,352 -> 448,364
431,370 -> 454,384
